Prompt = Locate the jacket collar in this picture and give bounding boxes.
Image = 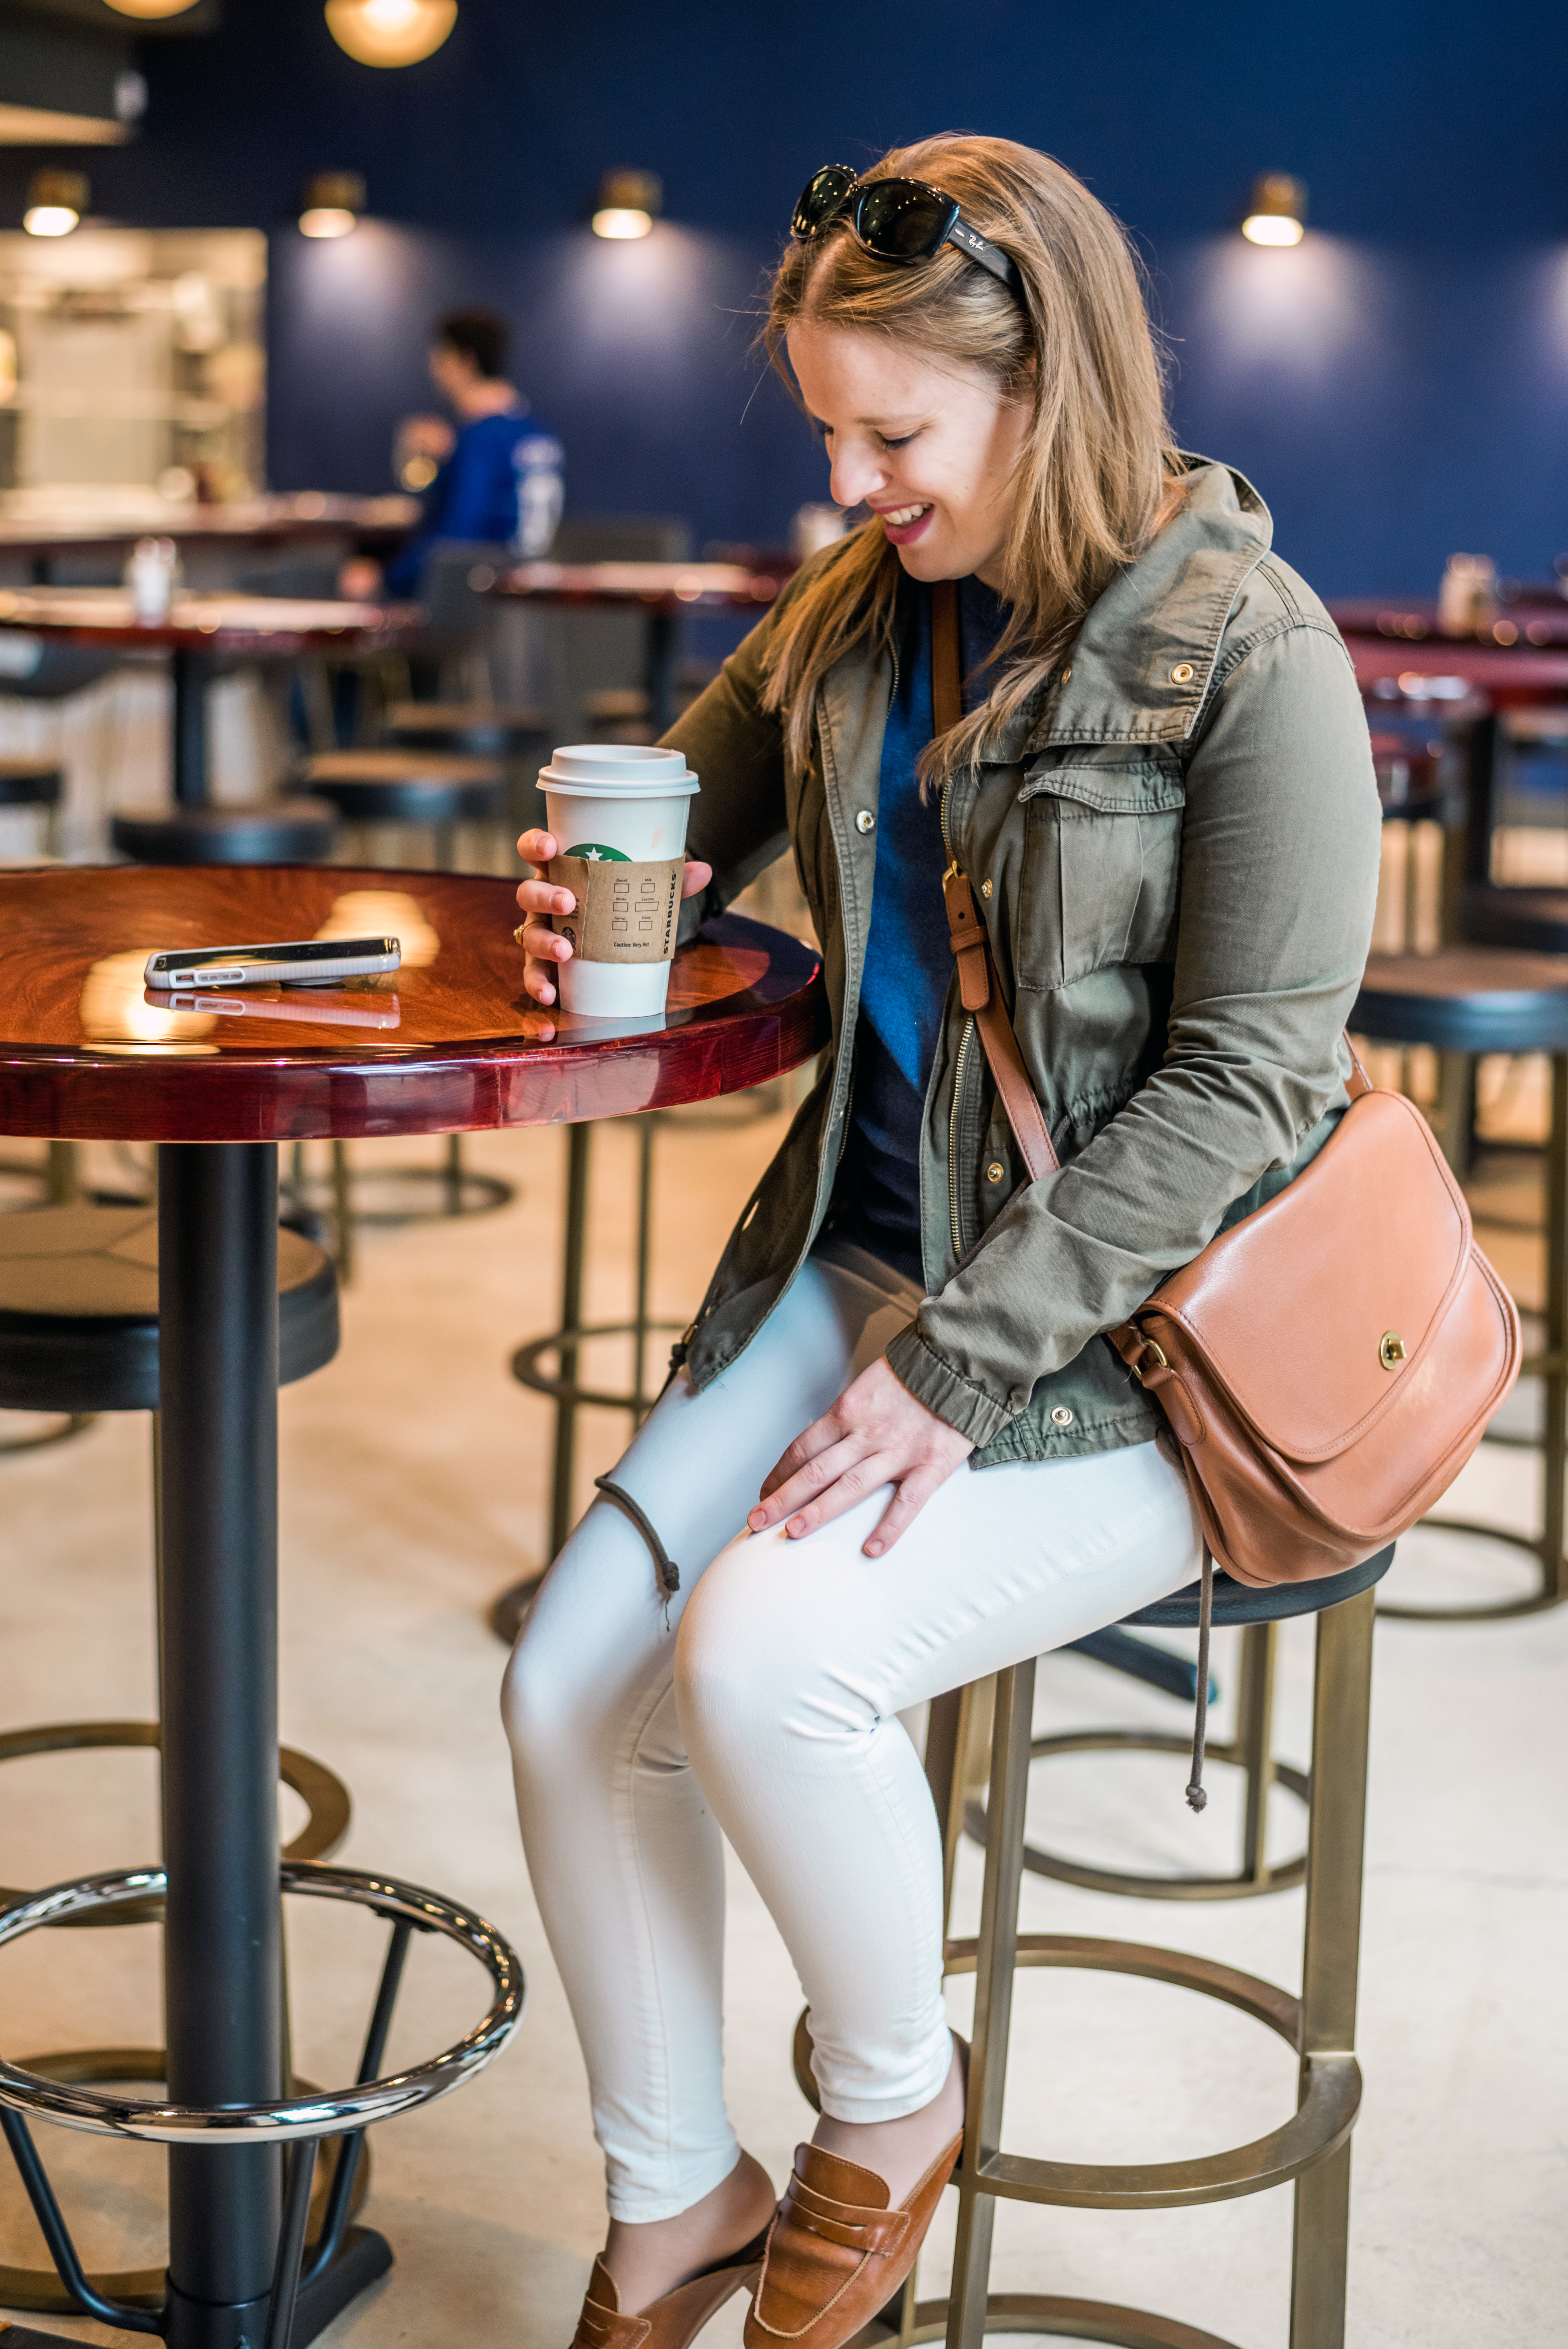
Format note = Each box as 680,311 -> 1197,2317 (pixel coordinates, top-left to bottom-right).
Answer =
997,455 -> 1274,759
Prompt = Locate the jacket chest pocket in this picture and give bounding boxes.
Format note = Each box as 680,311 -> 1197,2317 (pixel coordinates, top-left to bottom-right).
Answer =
1015,763 -> 1184,993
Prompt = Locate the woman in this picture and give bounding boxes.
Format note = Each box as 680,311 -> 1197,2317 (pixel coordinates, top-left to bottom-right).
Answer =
505,133 -> 1380,2349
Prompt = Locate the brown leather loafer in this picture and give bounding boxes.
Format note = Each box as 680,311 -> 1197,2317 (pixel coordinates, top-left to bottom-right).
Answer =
571,2228 -> 770,2349
743,2135 -> 962,2349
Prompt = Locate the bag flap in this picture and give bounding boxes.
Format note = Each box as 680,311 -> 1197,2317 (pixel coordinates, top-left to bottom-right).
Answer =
1140,1088 -> 1473,1463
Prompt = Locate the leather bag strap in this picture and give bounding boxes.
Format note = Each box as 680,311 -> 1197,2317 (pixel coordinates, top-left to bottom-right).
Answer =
932,578 -> 1059,1183
930,580 -> 1368,1184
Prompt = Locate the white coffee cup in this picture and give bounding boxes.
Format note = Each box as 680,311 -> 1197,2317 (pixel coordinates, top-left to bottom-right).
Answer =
539,743 -> 700,1016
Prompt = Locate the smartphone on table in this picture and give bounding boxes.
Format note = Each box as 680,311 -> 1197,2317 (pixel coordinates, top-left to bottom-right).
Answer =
144,937 -> 400,991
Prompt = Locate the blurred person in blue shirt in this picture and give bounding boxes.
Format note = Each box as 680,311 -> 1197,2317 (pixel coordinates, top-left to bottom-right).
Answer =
346,308 -> 563,601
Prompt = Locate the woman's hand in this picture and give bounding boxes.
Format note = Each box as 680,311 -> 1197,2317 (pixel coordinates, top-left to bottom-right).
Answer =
748,1356 -> 974,1557
513,828 -> 713,1028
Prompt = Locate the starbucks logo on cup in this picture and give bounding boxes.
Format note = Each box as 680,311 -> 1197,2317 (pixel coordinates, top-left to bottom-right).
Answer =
565,843 -> 629,863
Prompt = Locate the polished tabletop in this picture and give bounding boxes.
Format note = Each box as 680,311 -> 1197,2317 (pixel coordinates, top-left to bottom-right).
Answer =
487,557 -> 792,613
0,586 -> 418,657
0,866 -> 828,1142
0,491 -> 420,555
1331,598 -> 1568,702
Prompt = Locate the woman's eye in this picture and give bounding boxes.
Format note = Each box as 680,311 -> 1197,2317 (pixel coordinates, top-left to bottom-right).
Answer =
878,431 -> 916,451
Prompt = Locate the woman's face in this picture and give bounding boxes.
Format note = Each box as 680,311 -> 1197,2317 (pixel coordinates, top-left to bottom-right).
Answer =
788,322 -> 1030,591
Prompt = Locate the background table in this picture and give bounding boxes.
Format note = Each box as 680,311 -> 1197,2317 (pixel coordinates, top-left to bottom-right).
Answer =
0,495 -> 421,587
0,865 -> 826,2348
486,558 -> 792,733
0,590 -> 420,811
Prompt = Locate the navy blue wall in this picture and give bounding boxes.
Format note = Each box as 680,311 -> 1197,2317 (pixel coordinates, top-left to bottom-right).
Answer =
8,0 -> 1568,593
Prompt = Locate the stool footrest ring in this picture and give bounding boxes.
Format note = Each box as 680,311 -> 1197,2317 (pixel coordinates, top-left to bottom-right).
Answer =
844,2291 -> 1245,2349
0,1861 -> 524,2143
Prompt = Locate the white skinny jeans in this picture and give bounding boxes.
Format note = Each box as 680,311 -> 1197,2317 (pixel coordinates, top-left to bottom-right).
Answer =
502,1242 -> 1200,2221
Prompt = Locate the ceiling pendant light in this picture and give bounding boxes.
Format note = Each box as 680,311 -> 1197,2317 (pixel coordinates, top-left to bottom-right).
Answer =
591,169 -> 661,240
299,172 -> 365,239
325,0 -> 457,67
1241,173 -> 1307,247
102,1 -> 202,16
24,170 -> 87,238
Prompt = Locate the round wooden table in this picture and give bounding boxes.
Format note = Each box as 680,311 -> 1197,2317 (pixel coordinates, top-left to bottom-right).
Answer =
0,588 -> 420,812
0,865 -> 826,2349
485,558 -> 792,732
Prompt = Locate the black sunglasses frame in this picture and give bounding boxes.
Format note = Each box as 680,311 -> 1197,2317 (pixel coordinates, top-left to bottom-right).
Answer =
791,165 -> 1024,300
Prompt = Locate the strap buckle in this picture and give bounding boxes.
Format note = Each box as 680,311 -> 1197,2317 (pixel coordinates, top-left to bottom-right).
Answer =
1128,1337 -> 1169,1385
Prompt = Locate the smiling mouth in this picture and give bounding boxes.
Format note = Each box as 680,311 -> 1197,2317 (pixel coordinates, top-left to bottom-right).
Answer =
877,503 -> 932,527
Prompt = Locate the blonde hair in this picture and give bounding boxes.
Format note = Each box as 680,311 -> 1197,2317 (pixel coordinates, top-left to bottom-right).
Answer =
760,133 -> 1178,782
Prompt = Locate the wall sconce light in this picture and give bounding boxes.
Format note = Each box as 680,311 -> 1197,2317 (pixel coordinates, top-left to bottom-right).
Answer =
325,0 -> 457,67
299,172 -> 365,239
1241,173 -> 1307,246
592,169 -> 661,240
24,171 -> 87,238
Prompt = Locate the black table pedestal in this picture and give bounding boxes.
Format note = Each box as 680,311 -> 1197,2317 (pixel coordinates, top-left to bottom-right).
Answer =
157,1144 -> 390,2348
171,649 -> 209,809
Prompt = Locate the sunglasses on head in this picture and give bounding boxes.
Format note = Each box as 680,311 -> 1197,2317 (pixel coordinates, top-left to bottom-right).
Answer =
791,164 -> 1024,300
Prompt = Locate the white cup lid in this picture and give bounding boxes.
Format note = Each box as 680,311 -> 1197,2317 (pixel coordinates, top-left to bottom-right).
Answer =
539,743 -> 699,796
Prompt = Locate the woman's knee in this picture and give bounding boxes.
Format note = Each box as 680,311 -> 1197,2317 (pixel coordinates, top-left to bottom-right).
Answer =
673,1523 -> 848,1764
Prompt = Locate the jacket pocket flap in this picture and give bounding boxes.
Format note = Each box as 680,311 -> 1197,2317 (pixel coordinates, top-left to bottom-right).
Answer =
1138,1089 -> 1473,1463
1018,759 -> 1186,815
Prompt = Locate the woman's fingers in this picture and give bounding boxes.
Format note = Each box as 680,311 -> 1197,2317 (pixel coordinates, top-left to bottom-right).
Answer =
860,1461 -> 951,1557
516,827 -> 558,865
752,1427 -> 863,1529
516,875 -> 576,919
679,859 -> 714,899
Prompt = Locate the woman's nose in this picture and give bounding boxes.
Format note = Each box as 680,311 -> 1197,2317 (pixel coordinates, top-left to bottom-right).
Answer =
829,443 -> 883,510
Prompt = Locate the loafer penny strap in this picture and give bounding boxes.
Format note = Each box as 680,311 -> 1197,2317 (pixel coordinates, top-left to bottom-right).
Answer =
780,2178 -> 911,2257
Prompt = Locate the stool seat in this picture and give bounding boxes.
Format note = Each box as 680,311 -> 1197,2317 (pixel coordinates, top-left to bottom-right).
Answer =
0,1206 -> 338,1413
110,800 -> 338,867
1355,945 -> 1568,1052
1369,730 -> 1441,818
1459,880 -> 1568,954
304,748 -> 505,828
1126,1545 -> 1394,1628
0,759 -> 62,810
384,703 -> 550,752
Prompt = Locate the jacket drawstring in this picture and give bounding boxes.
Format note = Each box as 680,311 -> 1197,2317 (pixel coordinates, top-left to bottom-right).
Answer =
593,1475 -> 682,1606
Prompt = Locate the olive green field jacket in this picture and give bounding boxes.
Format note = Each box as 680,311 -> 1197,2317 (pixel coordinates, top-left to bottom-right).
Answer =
665,456 -> 1383,1464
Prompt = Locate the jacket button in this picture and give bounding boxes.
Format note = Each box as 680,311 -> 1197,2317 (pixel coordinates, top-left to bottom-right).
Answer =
986,1161 -> 1005,1184
1051,1406 -> 1075,1427
981,877 -> 993,897
1059,666 -> 1071,684
855,809 -> 876,834
1169,661 -> 1195,685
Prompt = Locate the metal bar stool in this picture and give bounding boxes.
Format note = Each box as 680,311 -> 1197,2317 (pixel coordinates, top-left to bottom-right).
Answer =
109,801 -> 340,867
0,1861 -> 523,2349
1354,947 -> 1568,1617
288,754 -> 519,1259
0,1203 -> 358,2322
381,701 -> 553,843
0,759 -> 64,859
795,1548 -> 1392,2349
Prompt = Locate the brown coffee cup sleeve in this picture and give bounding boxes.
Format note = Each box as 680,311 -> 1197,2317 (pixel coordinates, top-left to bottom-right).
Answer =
548,854 -> 683,965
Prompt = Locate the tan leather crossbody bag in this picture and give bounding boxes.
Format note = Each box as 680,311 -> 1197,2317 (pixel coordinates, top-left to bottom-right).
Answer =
932,580 -> 1520,1789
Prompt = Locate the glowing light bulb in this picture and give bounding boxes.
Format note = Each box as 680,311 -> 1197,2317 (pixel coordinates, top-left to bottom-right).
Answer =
103,0 -> 202,16
1242,213 -> 1305,247
591,208 -> 653,240
300,208 -> 357,239
325,0 -> 457,66
24,206 -> 78,238
22,172 -> 87,239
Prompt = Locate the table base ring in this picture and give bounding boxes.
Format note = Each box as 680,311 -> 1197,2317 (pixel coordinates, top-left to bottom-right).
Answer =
0,1726 -> 351,1927
0,2048 -> 371,2317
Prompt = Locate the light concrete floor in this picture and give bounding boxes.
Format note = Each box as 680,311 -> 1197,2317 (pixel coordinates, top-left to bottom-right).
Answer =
0,1107 -> 1563,2348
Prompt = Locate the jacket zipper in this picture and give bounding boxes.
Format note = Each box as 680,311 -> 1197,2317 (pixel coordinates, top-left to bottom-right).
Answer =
938,772 -> 977,1263
947,1012 -> 975,1261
